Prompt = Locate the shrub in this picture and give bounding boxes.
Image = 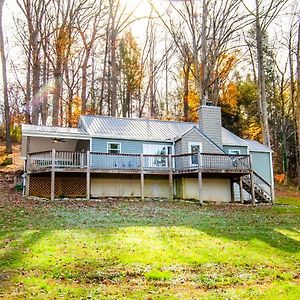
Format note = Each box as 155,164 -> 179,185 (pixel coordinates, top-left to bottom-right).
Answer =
0,156 -> 13,167
275,173 -> 285,184
10,125 -> 22,142
0,124 -> 22,142
15,183 -> 23,192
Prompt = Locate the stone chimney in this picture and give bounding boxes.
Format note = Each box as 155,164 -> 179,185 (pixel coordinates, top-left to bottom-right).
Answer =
199,104 -> 223,148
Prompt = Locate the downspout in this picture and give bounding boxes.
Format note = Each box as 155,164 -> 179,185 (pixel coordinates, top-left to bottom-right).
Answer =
22,160 -> 26,197
269,151 -> 275,204
172,140 -> 176,197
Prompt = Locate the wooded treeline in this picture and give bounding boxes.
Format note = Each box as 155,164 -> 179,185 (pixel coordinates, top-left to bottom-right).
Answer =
0,0 -> 300,185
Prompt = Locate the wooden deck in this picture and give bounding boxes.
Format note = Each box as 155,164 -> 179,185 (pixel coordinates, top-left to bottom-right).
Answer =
26,150 -> 252,175
25,150 -> 273,204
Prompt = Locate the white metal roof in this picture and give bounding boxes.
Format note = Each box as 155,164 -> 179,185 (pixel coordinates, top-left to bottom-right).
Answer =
21,116 -> 269,152
245,139 -> 271,152
221,127 -> 248,147
80,115 -> 194,141
22,124 -> 88,138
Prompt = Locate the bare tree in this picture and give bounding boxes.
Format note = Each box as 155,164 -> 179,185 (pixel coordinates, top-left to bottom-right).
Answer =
296,18 -> 300,185
0,0 -> 12,153
242,0 -> 289,147
107,0 -> 141,116
151,0 -> 200,120
46,0 -> 89,126
285,12 -> 300,185
77,0 -> 107,114
153,0 -> 248,121
16,0 -> 51,125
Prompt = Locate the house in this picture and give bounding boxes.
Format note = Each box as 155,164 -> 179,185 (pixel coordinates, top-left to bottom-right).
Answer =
21,105 -> 274,204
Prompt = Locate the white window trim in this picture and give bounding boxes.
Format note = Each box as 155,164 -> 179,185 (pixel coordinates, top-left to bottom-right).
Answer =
107,142 -> 121,154
229,149 -> 241,155
188,142 -> 202,166
142,144 -> 173,155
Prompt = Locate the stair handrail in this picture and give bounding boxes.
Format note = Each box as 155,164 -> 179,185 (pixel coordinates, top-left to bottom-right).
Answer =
252,171 -> 272,201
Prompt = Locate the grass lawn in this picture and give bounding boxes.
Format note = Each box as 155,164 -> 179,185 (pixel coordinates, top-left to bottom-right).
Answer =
0,186 -> 299,299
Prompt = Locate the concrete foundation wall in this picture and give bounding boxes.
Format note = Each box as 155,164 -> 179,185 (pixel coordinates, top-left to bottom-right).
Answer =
233,182 -> 251,202
182,178 -> 231,202
91,175 -> 231,202
91,176 -> 169,198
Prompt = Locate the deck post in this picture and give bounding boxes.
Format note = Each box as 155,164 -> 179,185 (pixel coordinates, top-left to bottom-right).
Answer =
25,174 -> 30,198
269,152 -> 275,205
249,156 -> 256,206
86,151 -> 91,200
51,149 -> 56,201
230,179 -> 235,203
140,154 -> 144,201
168,154 -> 173,201
250,171 -> 256,206
198,152 -> 203,205
239,176 -> 244,204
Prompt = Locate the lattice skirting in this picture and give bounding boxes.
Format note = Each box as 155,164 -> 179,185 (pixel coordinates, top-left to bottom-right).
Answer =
29,173 -> 87,198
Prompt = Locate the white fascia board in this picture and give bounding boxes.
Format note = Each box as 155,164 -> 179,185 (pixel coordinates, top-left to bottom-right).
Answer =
223,143 -> 248,147
22,132 -> 90,140
90,135 -> 174,143
249,149 -> 272,153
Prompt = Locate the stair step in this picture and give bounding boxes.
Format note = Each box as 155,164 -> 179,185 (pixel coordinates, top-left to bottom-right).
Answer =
240,176 -> 272,204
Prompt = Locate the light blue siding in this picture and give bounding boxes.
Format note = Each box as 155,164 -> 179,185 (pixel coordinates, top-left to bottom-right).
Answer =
91,138 -> 173,169
223,145 -> 248,155
91,138 -> 173,154
176,128 -> 223,155
199,105 -> 222,147
251,151 -> 272,184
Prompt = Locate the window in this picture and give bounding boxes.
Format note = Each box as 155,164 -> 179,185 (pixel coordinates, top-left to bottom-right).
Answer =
107,142 -> 121,154
229,149 -> 241,155
188,142 -> 202,166
142,144 -> 173,168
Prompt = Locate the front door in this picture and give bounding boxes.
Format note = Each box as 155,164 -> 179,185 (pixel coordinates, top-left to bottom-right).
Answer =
188,142 -> 202,166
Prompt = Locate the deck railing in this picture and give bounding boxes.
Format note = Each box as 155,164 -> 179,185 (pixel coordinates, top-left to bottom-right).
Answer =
28,150 -> 87,170
201,153 -> 250,170
27,150 -> 251,173
28,151 -> 52,170
90,152 -> 140,170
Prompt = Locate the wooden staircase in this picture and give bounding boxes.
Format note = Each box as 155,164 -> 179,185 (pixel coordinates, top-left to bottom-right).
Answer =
241,172 -> 272,204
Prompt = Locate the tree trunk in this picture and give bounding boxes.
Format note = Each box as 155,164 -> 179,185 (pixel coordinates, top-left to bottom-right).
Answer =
41,46 -> 49,125
31,35 -> 41,124
165,34 -> 169,116
52,62 -> 62,126
90,51 -> 96,114
110,30 -> 117,116
149,49 -> 157,118
99,24 -> 109,115
183,61 -> 190,121
201,0 -> 208,105
296,21 -> 300,186
81,53 -> 89,114
25,54 -> 31,124
0,0 -> 12,153
255,0 -> 271,148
